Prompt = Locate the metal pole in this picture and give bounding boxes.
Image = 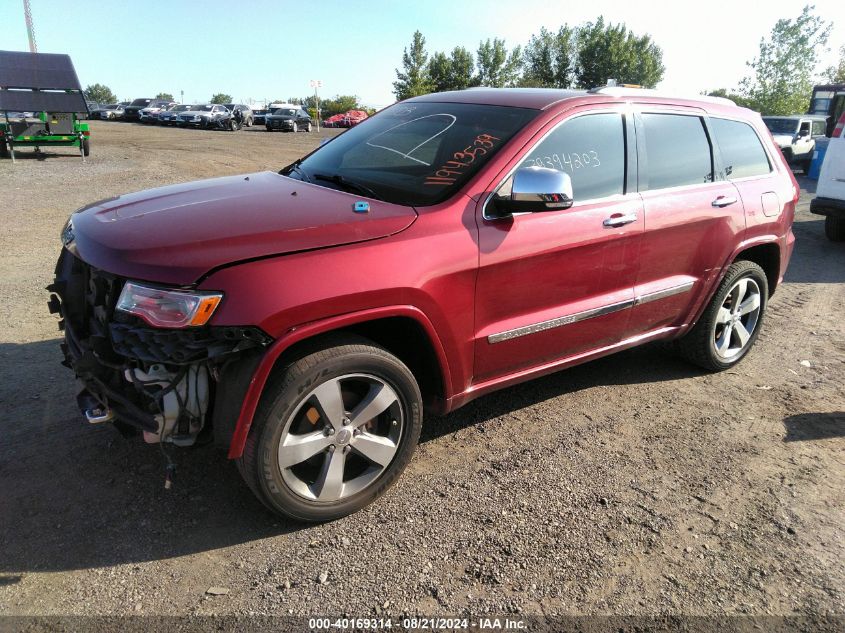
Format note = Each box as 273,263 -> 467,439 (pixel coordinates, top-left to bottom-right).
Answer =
315,86 -> 320,132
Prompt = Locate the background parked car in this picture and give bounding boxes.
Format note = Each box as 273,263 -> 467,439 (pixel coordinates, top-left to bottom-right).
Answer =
223,103 -> 253,126
123,98 -> 154,121
157,104 -> 194,125
97,104 -> 125,120
763,115 -> 828,172
810,111 -> 845,241
265,105 -> 312,132
176,104 -> 231,128
252,108 -> 269,125
324,109 -> 369,128
139,101 -> 177,124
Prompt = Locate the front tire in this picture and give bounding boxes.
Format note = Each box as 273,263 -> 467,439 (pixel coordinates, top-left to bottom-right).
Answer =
306,122 -> 313,132
677,261 -> 768,371
292,122 -> 298,133
826,215 -> 845,241
238,336 -> 422,522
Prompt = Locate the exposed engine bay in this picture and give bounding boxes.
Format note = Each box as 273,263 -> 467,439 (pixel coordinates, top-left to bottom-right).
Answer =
48,248 -> 272,455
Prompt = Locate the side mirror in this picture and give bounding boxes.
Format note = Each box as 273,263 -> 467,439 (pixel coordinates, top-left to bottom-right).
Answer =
491,166 -> 574,217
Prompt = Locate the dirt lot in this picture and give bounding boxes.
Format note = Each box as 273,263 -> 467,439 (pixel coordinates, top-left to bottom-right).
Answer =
0,121 -> 843,624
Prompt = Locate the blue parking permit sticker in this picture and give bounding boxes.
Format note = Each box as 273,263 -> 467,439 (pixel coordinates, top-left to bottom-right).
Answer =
353,201 -> 370,213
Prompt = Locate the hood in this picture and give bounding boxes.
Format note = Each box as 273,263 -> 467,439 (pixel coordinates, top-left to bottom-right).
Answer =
771,134 -> 794,148
69,171 -> 417,285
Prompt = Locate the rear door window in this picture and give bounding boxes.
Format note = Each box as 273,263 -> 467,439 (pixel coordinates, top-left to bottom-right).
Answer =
641,113 -> 713,190
709,118 -> 771,180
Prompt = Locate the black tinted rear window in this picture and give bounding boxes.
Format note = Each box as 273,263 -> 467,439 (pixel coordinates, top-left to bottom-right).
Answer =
709,118 -> 771,180
641,114 -> 712,190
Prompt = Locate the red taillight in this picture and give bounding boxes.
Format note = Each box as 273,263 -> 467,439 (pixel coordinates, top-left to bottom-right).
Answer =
82,131 -> 90,136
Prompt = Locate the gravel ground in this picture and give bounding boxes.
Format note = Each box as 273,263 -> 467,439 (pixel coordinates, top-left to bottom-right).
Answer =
0,121 -> 843,623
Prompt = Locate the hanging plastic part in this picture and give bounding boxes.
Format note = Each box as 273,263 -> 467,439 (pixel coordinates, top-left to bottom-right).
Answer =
164,462 -> 176,490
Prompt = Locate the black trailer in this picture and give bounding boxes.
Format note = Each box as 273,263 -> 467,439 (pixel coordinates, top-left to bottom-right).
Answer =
0,50 -> 90,162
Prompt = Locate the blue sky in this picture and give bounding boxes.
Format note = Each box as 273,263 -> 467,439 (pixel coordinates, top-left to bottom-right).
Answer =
1,0 -> 842,108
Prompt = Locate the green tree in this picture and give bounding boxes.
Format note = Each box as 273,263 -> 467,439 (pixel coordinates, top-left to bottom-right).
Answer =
428,47 -> 475,92
321,95 -> 363,117
155,92 -> 174,101
521,26 -> 575,88
83,83 -> 117,104
739,5 -> 831,115
393,31 -> 433,100
210,93 -> 232,104
824,44 -> 845,83
475,38 -> 522,87
575,17 -> 664,88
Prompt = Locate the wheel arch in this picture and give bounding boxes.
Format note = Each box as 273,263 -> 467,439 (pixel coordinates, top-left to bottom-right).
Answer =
226,306 -> 451,459
732,241 -> 781,297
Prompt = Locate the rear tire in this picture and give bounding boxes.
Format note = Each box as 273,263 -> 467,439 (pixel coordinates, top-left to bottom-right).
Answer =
237,335 -> 422,522
676,260 -> 768,371
825,215 -> 845,242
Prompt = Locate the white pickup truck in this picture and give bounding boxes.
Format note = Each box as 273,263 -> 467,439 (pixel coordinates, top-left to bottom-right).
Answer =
811,112 -> 845,241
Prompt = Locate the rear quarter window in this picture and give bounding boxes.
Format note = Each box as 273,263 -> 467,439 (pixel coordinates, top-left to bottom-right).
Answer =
709,118 -> 771,180
641,113 -> 712,190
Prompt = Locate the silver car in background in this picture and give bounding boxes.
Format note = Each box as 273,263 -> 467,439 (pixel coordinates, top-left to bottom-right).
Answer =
158,104 -> 194,125
176,104 -> 230,128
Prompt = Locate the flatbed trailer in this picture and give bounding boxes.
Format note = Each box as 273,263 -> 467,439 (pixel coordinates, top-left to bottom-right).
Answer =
0,50 -> 90,162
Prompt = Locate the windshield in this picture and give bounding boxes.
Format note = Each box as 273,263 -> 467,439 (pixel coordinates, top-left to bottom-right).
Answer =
172,104 -> 192,112
274,108 -> 297,116
763,118 -> 798,134
131,99 -> 152,106
289,102 -> 538,206
195,105 -> 214,112
104,104 -> 117,109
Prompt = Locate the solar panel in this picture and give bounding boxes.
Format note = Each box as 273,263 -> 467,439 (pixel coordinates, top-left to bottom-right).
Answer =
0,51 -> 83,90
0,89 -> 88,113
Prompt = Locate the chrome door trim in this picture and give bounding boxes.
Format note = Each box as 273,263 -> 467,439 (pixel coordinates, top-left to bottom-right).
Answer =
633,281 -> 695,306
487,281 -> 695,344
487,298 -> 635,344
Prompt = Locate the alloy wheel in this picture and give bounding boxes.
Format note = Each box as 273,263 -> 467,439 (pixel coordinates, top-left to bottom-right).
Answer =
712,277 -> 761,359
277,373 -> 404,502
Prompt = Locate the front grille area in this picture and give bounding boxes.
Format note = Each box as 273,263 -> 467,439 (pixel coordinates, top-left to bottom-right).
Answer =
48,248 -> 272,432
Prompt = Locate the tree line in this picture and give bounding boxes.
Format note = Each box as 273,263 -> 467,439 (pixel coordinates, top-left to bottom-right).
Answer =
708,5 -> 838,115
393,17 -> 666,100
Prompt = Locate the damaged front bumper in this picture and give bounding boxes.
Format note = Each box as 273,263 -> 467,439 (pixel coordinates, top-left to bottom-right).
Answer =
48,248 -> 272,446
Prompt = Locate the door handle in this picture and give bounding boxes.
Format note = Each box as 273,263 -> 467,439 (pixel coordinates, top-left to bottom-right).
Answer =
603,213 -> 638,227
712,196 -> 738,208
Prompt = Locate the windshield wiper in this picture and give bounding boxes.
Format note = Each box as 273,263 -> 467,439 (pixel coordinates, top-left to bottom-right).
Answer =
279,159 -> 311,182
312,173 -> 383,201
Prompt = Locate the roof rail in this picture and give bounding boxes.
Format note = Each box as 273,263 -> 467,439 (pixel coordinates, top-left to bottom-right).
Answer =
588,86 -> 737,106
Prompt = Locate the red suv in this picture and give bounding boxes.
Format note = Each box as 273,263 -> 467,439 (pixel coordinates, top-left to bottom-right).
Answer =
49,88 -> 797,521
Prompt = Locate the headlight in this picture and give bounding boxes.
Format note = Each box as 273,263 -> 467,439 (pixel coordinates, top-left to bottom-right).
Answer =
60,217 -> 74,246
116,282 -> 222,328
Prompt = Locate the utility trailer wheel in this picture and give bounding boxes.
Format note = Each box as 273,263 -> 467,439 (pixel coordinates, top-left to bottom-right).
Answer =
82,138 -> 90,157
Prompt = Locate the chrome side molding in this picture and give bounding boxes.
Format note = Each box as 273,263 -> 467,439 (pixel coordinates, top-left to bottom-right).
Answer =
487,281 -> 695,344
